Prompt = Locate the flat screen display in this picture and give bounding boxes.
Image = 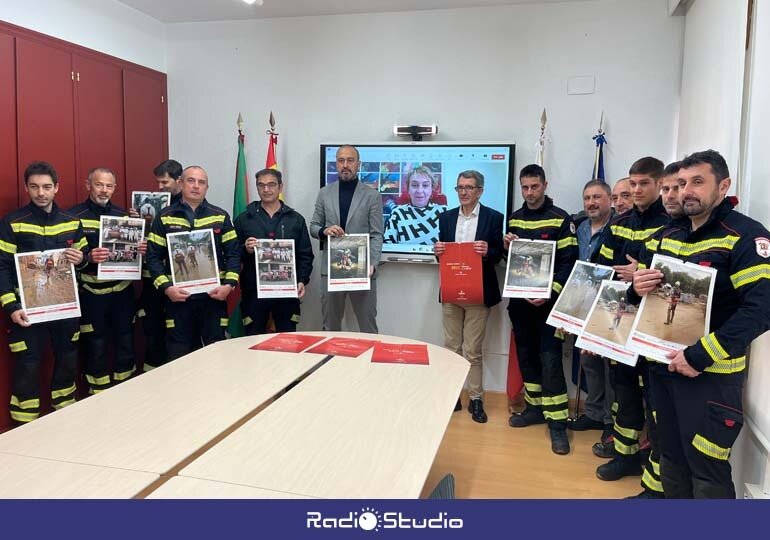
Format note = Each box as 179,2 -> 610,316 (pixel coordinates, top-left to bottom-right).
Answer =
320,143 -> 515,260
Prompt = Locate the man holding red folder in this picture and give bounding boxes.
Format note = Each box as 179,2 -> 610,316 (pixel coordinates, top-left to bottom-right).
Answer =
434,170 -> 504,423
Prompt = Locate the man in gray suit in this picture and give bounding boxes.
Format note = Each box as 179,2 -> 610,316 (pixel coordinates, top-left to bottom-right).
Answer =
310,145 -> 384,332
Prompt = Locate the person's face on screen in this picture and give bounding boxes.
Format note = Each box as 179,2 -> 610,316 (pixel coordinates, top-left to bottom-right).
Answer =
659,174 -> 684,218
582,185 -> 611,222
520,176 -> 546,209
679,162 -> 730,221
157,173 -> 181,195
335,147 -> 360,181
257,173 -> 282,205
611,179 -> 633,214
407,173 -> 433,208
180,167 -> 209,205
628,174 -> 658,211
456,176 -> 482,208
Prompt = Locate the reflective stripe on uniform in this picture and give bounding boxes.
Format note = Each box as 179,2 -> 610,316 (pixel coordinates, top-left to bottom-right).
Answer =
224,271 -> 239,282
556,237 -> 577,250
113,367 -> 136,382
730,263 -> 770,289
692,433 -> 730,460
165,319 -> 175,328
86,374 -> 111,387
508,217 -> 564,230
703,356 -> 746,374
52,398 -> 76,410
660,236 -> 739,257
79,219 -> 101,229
161,216 -> 191,228
11,221 -> 80,235
641,468 -> 663,492
10,410 -> 38,422
80,324 -> 95,333
552,282 -> 563,294
220,318 -> 229,327
154,275 -> 171,289
10,395 -> 39,409
541,394 -> 568,406
73,237 -> 89,250
700,333 -> 729,362
600,245 -> 614,260
71,331 -> 80,342
8,341 -> 27,352
222,230 -> 237,243
148,232 -> 167,247
194,215 -> 225,227
0,240 -> 17,254
51,384 -> 76,399
242,316 -> 253,326
1,292 -> 16,306
82,280 -> 132,295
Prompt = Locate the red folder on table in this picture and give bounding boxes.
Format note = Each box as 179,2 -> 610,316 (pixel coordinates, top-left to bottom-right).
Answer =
371,343 -> 429,365
249,333 -> 326,353
305,337 -> 379,357
439,242 -> 483,305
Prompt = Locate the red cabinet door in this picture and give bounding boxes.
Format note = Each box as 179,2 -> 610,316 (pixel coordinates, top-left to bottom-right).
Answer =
16,38 -> 77,209
74,54 -> 127,208
0,32 -> 18,216
124,69 -> 167,197
0,31 -> 17,433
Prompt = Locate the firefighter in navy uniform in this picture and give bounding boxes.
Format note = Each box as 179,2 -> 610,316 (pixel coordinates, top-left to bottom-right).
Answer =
146,165 -> 240,361
0,161 -> 89,423
631,149 -> 770,498
69,167 -> 146,393
594,156 -> 670,497
234,168 -> 314,334
505,164 -> 578,455
133,159 -> 183,371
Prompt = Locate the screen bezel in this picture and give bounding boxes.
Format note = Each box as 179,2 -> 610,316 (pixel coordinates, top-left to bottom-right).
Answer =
319,142 -> 516,261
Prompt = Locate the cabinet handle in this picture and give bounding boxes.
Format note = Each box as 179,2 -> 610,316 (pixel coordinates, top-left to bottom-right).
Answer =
161,95 -> 165,103
77,72 -> 80,82
71,71 -> 74,81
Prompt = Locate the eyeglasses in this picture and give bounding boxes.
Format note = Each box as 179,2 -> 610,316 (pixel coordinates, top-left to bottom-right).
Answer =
257,182 -> 279,190
454,186 -> 479,193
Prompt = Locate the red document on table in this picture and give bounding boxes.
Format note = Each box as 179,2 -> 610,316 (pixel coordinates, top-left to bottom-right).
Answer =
249,333 -> 326,353
370,343 -> 429,365
439,242 -> 483,304
305,337 -> 379,357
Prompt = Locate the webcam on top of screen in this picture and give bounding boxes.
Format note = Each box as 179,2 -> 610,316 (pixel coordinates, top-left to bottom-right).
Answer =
393,124 -> 438,141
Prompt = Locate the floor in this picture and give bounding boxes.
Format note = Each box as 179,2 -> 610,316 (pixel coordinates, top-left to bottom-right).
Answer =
421,392 -> 642,498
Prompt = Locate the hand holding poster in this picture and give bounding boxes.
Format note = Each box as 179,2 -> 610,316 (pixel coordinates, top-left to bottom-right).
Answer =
438,242 -> 483,305
167,229 -> 220,294
503,239 -> 555,299
626,254 -> 717,363
328,234 -> 370,292
575,280 -> 639,366
255,239 -> 298,299
546,260 -> 614,334
14,249 -> 80,324
97,216 -> 145,280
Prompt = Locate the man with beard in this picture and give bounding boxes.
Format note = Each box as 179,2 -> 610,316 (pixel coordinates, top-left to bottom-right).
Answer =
630,150 -> 770,498
310,145 -> 383,332
568,180 -> 615,442
70,167 -> 147,393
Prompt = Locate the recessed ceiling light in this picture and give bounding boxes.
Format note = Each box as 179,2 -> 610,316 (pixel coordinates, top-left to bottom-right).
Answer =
242,0 -> 264,5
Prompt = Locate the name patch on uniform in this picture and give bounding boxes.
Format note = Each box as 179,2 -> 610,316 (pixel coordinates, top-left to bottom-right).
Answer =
541,234 -> 549,239
756,237 -> 770,258
699,261 -> 712,267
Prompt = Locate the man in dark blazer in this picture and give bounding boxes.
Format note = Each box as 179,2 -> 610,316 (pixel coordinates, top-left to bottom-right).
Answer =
434,170 -> 504,423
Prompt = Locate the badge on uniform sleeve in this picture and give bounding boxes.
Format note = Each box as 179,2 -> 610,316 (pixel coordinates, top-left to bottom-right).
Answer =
570,222 -> 576,234
756,237 -> 770,258
214,228 -> 221,234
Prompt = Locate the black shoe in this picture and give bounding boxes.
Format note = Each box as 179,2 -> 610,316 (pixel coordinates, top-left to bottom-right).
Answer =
550,427 -> 570,455
601,424 -> 614,444
625,489 -> 665,499
596,455 -> 642,481
592,439 -> 617,459
454,398 -> 462,412
567,414 -> 604,431
467,399 -> 488,423
508,406 -> 546,428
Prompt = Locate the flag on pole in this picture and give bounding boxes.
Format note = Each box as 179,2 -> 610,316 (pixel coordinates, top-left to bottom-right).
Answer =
592,112 -> 607,182
227,113 -> 249,339
507,331 -> 523,403
535,108 -> 547,167
266,111 -> 281,199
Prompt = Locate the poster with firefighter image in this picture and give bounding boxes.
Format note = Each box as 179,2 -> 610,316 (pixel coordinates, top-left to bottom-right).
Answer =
255,239 -> 298,299
97,216 -> 145,280
14,249 -> 80,324
167,229 -> 220,294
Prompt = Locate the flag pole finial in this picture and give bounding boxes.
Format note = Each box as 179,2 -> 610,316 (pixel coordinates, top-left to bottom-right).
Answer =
237,113 -> 244,133
540,108 -> 547,130
268,111 -> 276,133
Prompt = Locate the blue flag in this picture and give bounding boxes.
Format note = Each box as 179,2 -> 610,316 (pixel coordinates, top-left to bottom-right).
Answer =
592,130 -> 607,182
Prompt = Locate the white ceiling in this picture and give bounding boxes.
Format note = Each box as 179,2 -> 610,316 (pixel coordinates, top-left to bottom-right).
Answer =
117,0 -> 590,24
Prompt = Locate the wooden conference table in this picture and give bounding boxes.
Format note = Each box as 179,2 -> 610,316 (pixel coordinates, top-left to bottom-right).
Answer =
0,332 -> 468,498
